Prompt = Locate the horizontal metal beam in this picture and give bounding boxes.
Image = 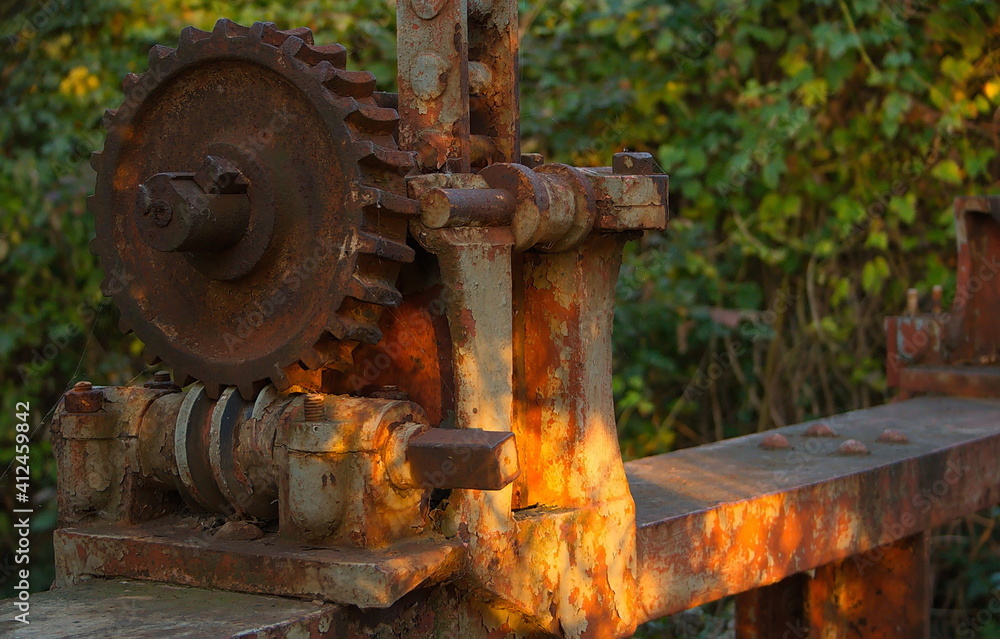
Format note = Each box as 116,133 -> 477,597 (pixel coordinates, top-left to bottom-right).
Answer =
54,521 -> 464,609
1,578 -> 338,639
629,395 -> 1000,622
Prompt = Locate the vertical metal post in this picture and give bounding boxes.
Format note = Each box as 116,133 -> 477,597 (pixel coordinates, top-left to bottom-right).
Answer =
397,0 -> 471,171
736,533 -> 931,638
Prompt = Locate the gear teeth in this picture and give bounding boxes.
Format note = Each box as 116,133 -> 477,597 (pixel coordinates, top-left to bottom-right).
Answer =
355,141 -> 414,175
299,348 -> 325,371
260,23 -> 314,47
358,187 -> 419,217
372,92 -> 398,110
235,379 -> 264,400
147,45 -> 174,68
178,26 -> 211,48
295,43 -> 347,68
121,73 -> 140,93
347,102 -> 400,135
347,274 -> 403,307
203,382 -> 224,400
101,109 -> 118,130
271,367 -> 292,392
117,314 -> 133,335
143,351 -> 162,366
213,17 -> 248,39
173,368 -> 195,388
356,230 -> 415,263
278,35 -> 306,58
315,61 -> 376,98
328,317 -> 383,345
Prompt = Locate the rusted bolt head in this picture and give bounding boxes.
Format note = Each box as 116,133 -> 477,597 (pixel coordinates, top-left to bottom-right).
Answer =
66,381 -> 102,413
613,152 -> 656,176
302,393 -> 325,422
877,429 -> 909,444
520,153 -> 544,169
143,371 -> 180,391
759,433 -> 791,450
803,423 -> 838,437
837,439 -> 870,455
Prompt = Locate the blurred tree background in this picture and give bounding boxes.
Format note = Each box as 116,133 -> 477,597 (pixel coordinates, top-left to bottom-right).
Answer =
1,0 -> 999,635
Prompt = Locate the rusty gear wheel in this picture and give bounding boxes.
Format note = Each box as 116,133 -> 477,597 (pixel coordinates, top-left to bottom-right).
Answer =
89,19 -> 418,399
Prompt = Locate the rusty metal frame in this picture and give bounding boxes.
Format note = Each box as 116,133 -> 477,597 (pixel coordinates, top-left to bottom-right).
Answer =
13,1 -> 1000,637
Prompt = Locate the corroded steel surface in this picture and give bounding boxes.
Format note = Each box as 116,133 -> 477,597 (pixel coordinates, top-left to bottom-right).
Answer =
90,19 -> 416,398
54,519 -> 464,609
736,534 -> 930,638
629,395 -> 1000,622
0,579 -> 339,639
887,196 -> 1000,397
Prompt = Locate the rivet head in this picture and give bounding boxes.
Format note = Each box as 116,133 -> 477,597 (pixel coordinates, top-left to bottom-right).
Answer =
803,423 -> 838,437
877,429 -> 909,444
411,0 -> 450,20
411,53 -> 450,101
837,439 -> 870,455
760,433 -> 791,450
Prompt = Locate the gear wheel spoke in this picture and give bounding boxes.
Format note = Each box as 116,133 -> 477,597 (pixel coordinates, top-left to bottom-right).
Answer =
90,18 -> 417,399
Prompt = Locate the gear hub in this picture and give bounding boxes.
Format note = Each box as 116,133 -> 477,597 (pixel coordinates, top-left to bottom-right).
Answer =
89,19 -> 418,399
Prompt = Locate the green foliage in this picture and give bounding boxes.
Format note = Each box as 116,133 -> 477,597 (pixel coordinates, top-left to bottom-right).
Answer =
519,0 -> 1000,444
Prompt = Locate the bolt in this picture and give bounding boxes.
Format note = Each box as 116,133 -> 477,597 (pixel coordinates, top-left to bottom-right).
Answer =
303,393 -> 325,421
837,439 -> 870,455
520,153 -> 544,169
906,288 -> 919,315
66,381 -> 102,413
803,423 -> 838,437
154,371 -> 171,383
877,429 -> 909,444
613,152 -> 657,176
759,433 -> 791,450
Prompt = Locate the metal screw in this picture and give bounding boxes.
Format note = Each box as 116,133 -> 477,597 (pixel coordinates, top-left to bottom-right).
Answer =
153,371 -> 172,383
303,393 -> 325,421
